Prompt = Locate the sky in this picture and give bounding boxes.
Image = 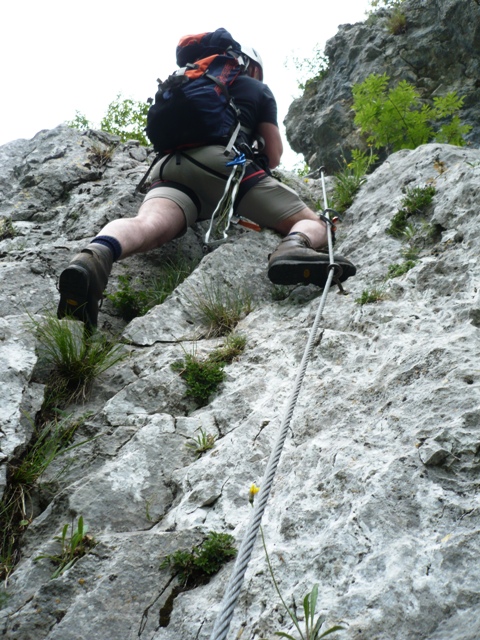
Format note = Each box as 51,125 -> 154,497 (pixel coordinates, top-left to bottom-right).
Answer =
1,1 -> 372,169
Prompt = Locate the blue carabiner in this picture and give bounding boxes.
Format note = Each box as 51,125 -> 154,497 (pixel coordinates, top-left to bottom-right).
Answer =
226,153 -> 246,167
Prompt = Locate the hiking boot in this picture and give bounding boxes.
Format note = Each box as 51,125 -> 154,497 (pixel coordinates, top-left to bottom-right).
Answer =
267,232 -> 356,287
57,244 -> 113,328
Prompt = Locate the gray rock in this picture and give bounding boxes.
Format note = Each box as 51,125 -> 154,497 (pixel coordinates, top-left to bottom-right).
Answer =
1,130 -> 480,639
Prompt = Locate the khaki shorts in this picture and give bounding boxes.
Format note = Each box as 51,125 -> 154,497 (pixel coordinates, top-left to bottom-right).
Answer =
143,146 -> 306,229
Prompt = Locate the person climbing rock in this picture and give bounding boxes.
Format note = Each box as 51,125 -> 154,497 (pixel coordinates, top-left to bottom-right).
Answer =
57,28 -> 356,329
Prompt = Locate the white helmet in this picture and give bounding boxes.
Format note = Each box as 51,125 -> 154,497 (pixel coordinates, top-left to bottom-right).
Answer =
241,45 -> 264,81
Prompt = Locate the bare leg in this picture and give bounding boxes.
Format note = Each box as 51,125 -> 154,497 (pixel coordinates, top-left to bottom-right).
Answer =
272,207 -> 327,249
99,198 -> 186,259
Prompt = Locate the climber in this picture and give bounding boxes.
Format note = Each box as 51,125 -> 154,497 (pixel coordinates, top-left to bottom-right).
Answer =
57,28 -> 356,329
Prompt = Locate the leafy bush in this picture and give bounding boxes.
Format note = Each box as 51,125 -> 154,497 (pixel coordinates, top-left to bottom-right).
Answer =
355,288 -> 385,305
330,149 -> 378,213
172,334 -> 246,406
35,516 -> 96,579
192,282 -> 253,337
287,46 -> 329,92
31,314 -> 126,409
353,73 -> 471,153
108,257 -> 196,322
160,531 -> 236,587
386,185 -> 436,237
68,94 -> 150,145
386,260 -> 417,279
100,94 -> 149,145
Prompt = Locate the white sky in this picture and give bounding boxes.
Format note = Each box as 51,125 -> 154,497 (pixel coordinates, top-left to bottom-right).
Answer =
1,1 -> 371,168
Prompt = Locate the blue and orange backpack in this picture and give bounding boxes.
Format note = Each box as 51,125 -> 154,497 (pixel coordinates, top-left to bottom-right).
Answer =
146,28 -> 249,156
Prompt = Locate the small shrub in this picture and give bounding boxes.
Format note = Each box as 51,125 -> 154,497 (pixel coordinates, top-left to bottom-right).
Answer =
108,258 -> 196,322
386,260 -> 417,279
160,531 -> 236,587
387,7 -> 407,34
88,142 -> 115,168
67,111 -> 92,131
0,217 -> 16,241
172,353 -> 225,406
100,94 -> 150,146
185,428 -> 217,458
286,46 -> 329,92
1,413 -> 92,581
31,314 -> 126,409
353,73 -> 471,152
386,185 -> 436,237
192,283 -> 253,337
172,335 -> 246,406
209,333 -> 246,364
330,149 -> 378,213
35,516 -> 96,579
355,288 -> 385,305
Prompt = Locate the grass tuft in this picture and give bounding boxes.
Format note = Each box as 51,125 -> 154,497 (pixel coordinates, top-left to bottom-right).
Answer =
192,283 -> 253,337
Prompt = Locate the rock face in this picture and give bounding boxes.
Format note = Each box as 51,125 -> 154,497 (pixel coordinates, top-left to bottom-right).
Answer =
285,0 -> 480,172
1,125 -> 480,640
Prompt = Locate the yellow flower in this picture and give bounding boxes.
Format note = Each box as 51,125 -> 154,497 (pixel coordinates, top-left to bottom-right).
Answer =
248,483 -> 260,504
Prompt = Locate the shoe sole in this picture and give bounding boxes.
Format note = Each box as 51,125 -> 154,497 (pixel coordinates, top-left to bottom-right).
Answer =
57,265 -> 93,325
268,257 -> 356,287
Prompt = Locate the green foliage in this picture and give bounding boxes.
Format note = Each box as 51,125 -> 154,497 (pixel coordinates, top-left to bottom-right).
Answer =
275,585 -> 344,639
257,522 -> 343,640
387,7 -> 407,34
352,73 -> 471,153
0,217 -> 16,241
368,0 -> 404,11
386,185 -> 436,237
172,352 -> 226,406
68,94 -> 150,145
67,111 -> 92,131
35,516 -> 96,579
330,149 -> 378,213
1,414 -> 92,581
100,94 -> 149,145
172,334 -> 246,406
355,288 -> 385,305
160,531 -> 236,586
31,314 -> 126,409
108,258 -> 196,322
185,428 -> 217,458
286,46 -> 329,92
386,260 -> 417,279
192,282 -> 253,337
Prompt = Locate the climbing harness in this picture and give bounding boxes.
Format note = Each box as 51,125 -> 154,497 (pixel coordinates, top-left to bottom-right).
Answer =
203,150 -> 248,249
209,167 -> 339,640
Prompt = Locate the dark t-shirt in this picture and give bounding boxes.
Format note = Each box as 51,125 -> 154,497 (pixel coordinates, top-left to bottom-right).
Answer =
229,75 -> 278,136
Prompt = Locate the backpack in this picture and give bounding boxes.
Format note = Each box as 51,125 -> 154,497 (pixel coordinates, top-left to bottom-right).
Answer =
146,29 -> 247,156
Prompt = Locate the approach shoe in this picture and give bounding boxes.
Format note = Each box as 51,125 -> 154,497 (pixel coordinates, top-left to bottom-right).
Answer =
57,244 -> 113,328
267,232 -> 356,288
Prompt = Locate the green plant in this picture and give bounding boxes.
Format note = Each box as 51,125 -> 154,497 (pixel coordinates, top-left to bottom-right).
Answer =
88,142 -> 116,168
35,516 -> 96,579
108,258 -> 196,322
1,413 -> 94,581
185,428 -> 217,458
353,73 -> 471,153
67,111 -> 92,131
286,47 -> 329,92
192,282 -> 253,337
172,352 -> 226,406
386,185 -> 436,237
209,333 -> 247,363
0,217 -> 16,241
355,288 -> 385,305
31,314 -> 126,409
100,94 -> 150,145
387,7 -> 407,34
386,260 -> 417,279
172,334 -> 246,406
160,531 -> 236,587
330,149 -> 378,213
